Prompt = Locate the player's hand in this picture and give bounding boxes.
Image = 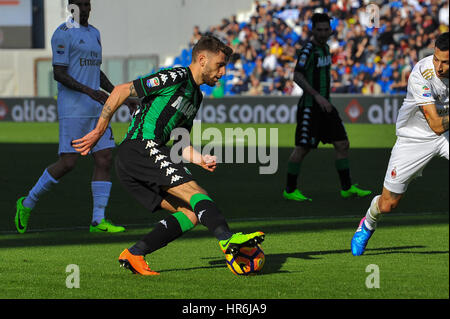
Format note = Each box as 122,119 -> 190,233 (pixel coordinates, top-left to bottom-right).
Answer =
86,88 -> 109,104
314,94 -> 334,113
72,129 -> 103,156
201,154 -> 217,172
124,98 -> 139,116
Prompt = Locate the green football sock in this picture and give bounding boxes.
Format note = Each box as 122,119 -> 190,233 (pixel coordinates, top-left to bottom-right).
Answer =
190,193 -> 232,240
129,212 -> 194,256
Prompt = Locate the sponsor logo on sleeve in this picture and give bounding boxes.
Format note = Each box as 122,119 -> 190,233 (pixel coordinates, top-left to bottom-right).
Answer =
146,77 -> 160,88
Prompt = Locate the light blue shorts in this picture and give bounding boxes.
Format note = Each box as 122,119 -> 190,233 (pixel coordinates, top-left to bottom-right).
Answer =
58,117 -> 116,155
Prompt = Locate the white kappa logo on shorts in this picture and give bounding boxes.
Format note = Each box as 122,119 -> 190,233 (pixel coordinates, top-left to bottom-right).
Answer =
149,148 -> 160,156
160,161 -> 171,169
166,167 -> 177,176
145,141 -> 158,149
154,154 -> 167,163
170,175 -> 183,184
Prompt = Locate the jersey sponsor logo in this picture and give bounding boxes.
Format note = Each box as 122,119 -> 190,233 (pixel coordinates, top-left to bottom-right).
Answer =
146,77 -> 160,88
79,58 -> 101,67
171,96 -> 197,118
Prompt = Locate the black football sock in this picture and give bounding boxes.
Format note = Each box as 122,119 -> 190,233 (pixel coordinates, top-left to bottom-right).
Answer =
286,161 -> 301,193
336,158 -> 352,191
190,193 -> 232,241
129,212 -> 194,256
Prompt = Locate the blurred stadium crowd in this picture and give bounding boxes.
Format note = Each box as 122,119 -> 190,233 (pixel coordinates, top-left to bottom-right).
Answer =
170,0 -> 449,97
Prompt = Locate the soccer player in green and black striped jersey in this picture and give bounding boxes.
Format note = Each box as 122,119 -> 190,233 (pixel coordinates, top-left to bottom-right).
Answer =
283,13 -> 372,202
73,36 -> 264,275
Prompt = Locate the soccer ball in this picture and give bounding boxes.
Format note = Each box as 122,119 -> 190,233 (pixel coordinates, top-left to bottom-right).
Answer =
225,244 -> 265,276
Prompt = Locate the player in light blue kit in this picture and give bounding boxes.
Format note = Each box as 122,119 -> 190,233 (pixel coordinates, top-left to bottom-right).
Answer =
14,0 -> 136,233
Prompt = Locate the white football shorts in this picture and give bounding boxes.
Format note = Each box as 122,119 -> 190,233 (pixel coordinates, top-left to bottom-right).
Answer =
383,133 -> 449,194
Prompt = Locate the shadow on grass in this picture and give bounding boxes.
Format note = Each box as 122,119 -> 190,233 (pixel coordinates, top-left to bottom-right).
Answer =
155,245 -> 448,275
0,213 -> 448,249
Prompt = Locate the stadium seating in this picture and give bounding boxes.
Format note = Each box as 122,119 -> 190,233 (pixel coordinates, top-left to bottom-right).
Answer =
171,0 -> 448,96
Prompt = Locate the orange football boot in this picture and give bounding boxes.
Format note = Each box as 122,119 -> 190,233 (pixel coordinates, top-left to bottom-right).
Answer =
118,249 -> 160,276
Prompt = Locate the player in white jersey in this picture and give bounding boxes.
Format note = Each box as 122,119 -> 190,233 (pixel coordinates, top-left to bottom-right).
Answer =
351,32 -> 449,256
14,0 -> 136,234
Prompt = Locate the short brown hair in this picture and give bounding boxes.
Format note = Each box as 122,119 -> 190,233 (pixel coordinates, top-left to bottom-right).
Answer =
192,36 -> 233,62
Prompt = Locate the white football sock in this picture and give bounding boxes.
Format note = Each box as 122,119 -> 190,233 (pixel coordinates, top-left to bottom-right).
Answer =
364,195 -> 381,231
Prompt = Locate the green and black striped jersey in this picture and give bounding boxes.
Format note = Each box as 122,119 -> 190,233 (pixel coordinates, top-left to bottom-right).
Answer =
123,67 -> 203,145
295,41 -> 331,108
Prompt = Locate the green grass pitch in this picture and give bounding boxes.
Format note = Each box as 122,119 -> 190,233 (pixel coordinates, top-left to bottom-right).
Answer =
0,123 -> 448,300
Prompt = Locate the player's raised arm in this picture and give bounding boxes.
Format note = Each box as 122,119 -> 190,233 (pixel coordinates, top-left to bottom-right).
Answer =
72,81 -> 136,155
419,104 -> 449,135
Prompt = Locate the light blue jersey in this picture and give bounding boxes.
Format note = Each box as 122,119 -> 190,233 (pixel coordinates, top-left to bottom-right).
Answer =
51,22 -> 103,118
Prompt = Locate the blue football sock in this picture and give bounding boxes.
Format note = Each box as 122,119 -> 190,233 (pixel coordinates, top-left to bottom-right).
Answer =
91,181 -> 112,224
23,169 -> 59,209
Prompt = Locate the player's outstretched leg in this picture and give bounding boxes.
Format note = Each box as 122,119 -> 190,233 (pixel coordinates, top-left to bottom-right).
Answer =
351,195 -> 381,256
15,197 -> 32,234
15,168 -> 59,234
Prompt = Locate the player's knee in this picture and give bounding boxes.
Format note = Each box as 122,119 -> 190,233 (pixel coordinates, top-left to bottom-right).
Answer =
59,157 -> 78,173
335,140 -> 349,153
290,146 -> 308,162
94,152 -> 113,171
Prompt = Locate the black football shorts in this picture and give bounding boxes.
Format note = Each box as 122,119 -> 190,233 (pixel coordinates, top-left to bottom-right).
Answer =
295,103 -> 348,148
115,139 -> 194,213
